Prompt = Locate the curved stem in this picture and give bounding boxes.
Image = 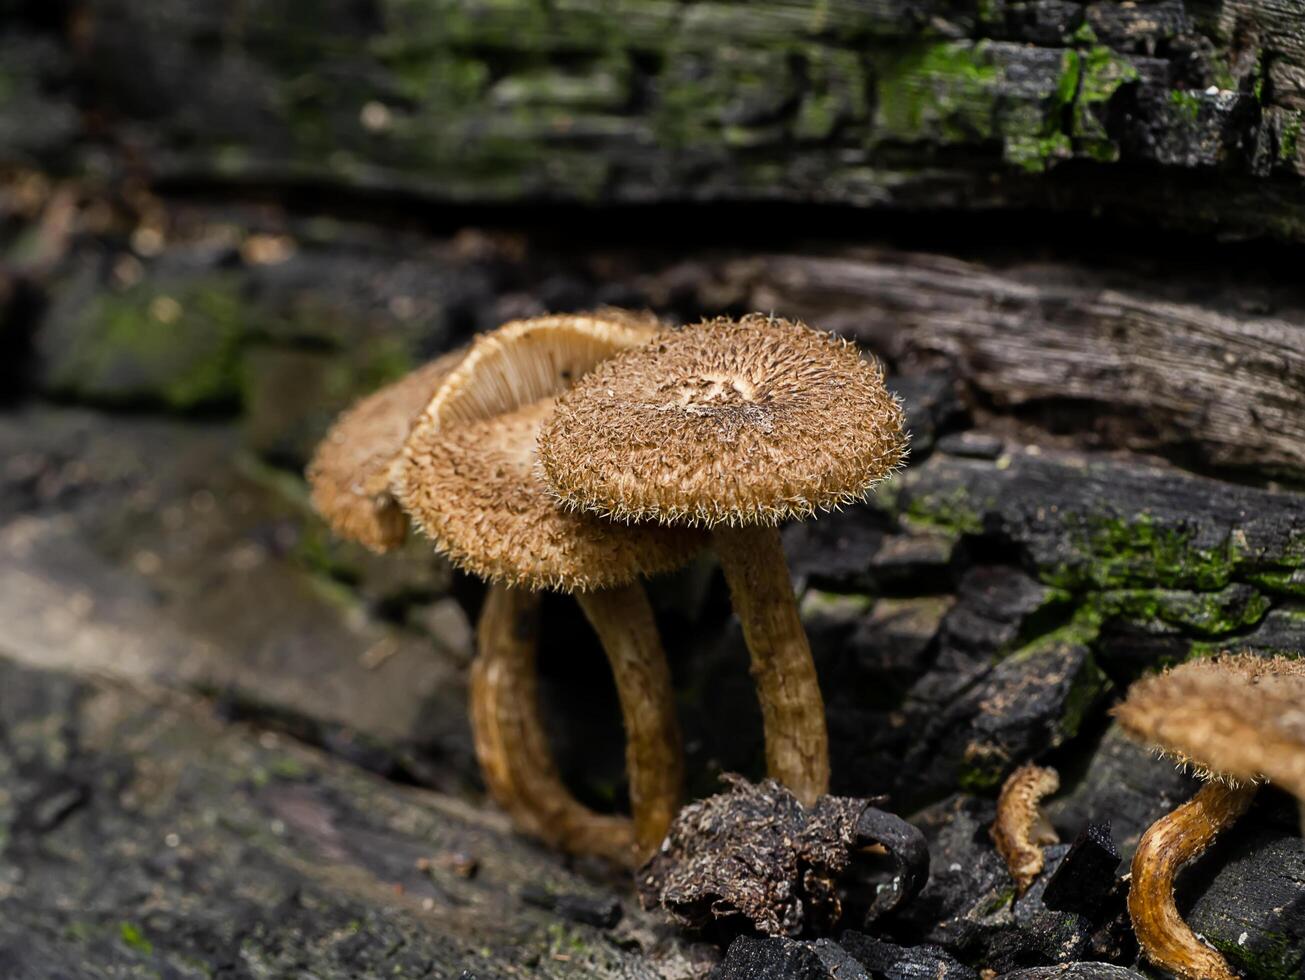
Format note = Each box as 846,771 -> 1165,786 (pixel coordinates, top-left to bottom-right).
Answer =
1128,780 -> 1256,980
470,584 -> 636,864
576,583 -> 684,861
713,525 -> 829,807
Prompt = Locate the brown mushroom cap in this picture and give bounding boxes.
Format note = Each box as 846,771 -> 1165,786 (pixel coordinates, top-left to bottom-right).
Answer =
419,310 -> 662,430
395,313 -> 702,591
1114,654 -> 1305,796
537,314 -> 908,527
307,349 -> 464,552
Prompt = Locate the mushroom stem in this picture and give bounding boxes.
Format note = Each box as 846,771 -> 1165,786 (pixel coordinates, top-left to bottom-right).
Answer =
1128,779 -> 1256,980
470,583 -> 637,864
712,524 -> 829,807
575,582 -> 684,860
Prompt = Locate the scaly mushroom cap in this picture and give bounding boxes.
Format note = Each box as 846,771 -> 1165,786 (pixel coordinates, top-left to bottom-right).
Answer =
538,314 -> 908,527
395,313 -> 703,591
1114,654 -> 1305,797
307,349 -> 464,552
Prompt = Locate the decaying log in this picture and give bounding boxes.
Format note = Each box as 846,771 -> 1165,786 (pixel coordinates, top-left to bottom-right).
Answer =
3,7 -> 1305,964
0,658 -> 703,978
9,1 -> 1305,240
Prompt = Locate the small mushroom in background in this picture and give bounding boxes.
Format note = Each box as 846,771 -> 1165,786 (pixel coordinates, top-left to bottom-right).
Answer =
990,763 -> 1061,896
307,349 -> 465,552
1113,653 -> 1305,980
306,339 -> 606,853
394,313 -> 705,865
538,314 -> 907,805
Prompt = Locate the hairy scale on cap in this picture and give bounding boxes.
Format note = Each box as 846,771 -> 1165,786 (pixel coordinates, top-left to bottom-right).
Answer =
400,396 -> 699,592
396,311 -> 699,863
307,349 -> 464,553
538,314 -> 908,807
1115,653 -> 1305,795
1114,654 -> 1305,980
539,313 -> 907,527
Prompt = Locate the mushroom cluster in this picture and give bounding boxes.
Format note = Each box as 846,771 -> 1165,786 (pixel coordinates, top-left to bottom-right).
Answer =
308,310 -> 907,866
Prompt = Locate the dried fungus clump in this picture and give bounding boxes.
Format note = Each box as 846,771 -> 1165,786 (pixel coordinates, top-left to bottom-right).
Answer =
639,776 -> 928,938
1113,654 -> 1305,980
306,349 -> 463,552
540,313 -> 907,527
990,764 -> 1060,895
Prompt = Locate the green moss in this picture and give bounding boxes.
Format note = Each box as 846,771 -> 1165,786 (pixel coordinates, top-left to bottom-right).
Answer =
1212,931 -> 1302,980
1168,89 -> 1203,123
902,485 -> 984,535
1086,585 -> 1269,636
1004,611 -> 1102,665
874,41 -> 1000,143
1058,652 -> 1108,740
1190,610 -> 1305,659
653,44 -> 796,149
1246,568 -> 1305,597
1055,50 -> 1082,113
48,278 -> 246,411
1067,22 -> 1098,45
62,921 -> 94,942
1042,513 -> 1235,592
794,48 -> 866,141
489,60 -> 630,111
119,921 -> 153,955
800,589 -> 875,619
957,757 -> 1006,793
979,885 -> 1017,915
1078,47 -> 1139,105
1279,113 -> 1302,163
795,94 -> 838,140
269,755 -> 310,780
1072,46 -> 1138,159
546,923 -> 591,955
382,49 -> 490,107
1004,132 -> 1072,172
1001,50 -> 1078,172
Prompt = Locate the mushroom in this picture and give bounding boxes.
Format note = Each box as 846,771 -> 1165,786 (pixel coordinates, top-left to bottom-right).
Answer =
1113,653 -> 1305,980
394,313 -> 704,863
306,344 -> 617,854
990,763 -> 1060,896
306,313 -> 677,864
537,314 -> 907,804
307,349 -> 465,553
